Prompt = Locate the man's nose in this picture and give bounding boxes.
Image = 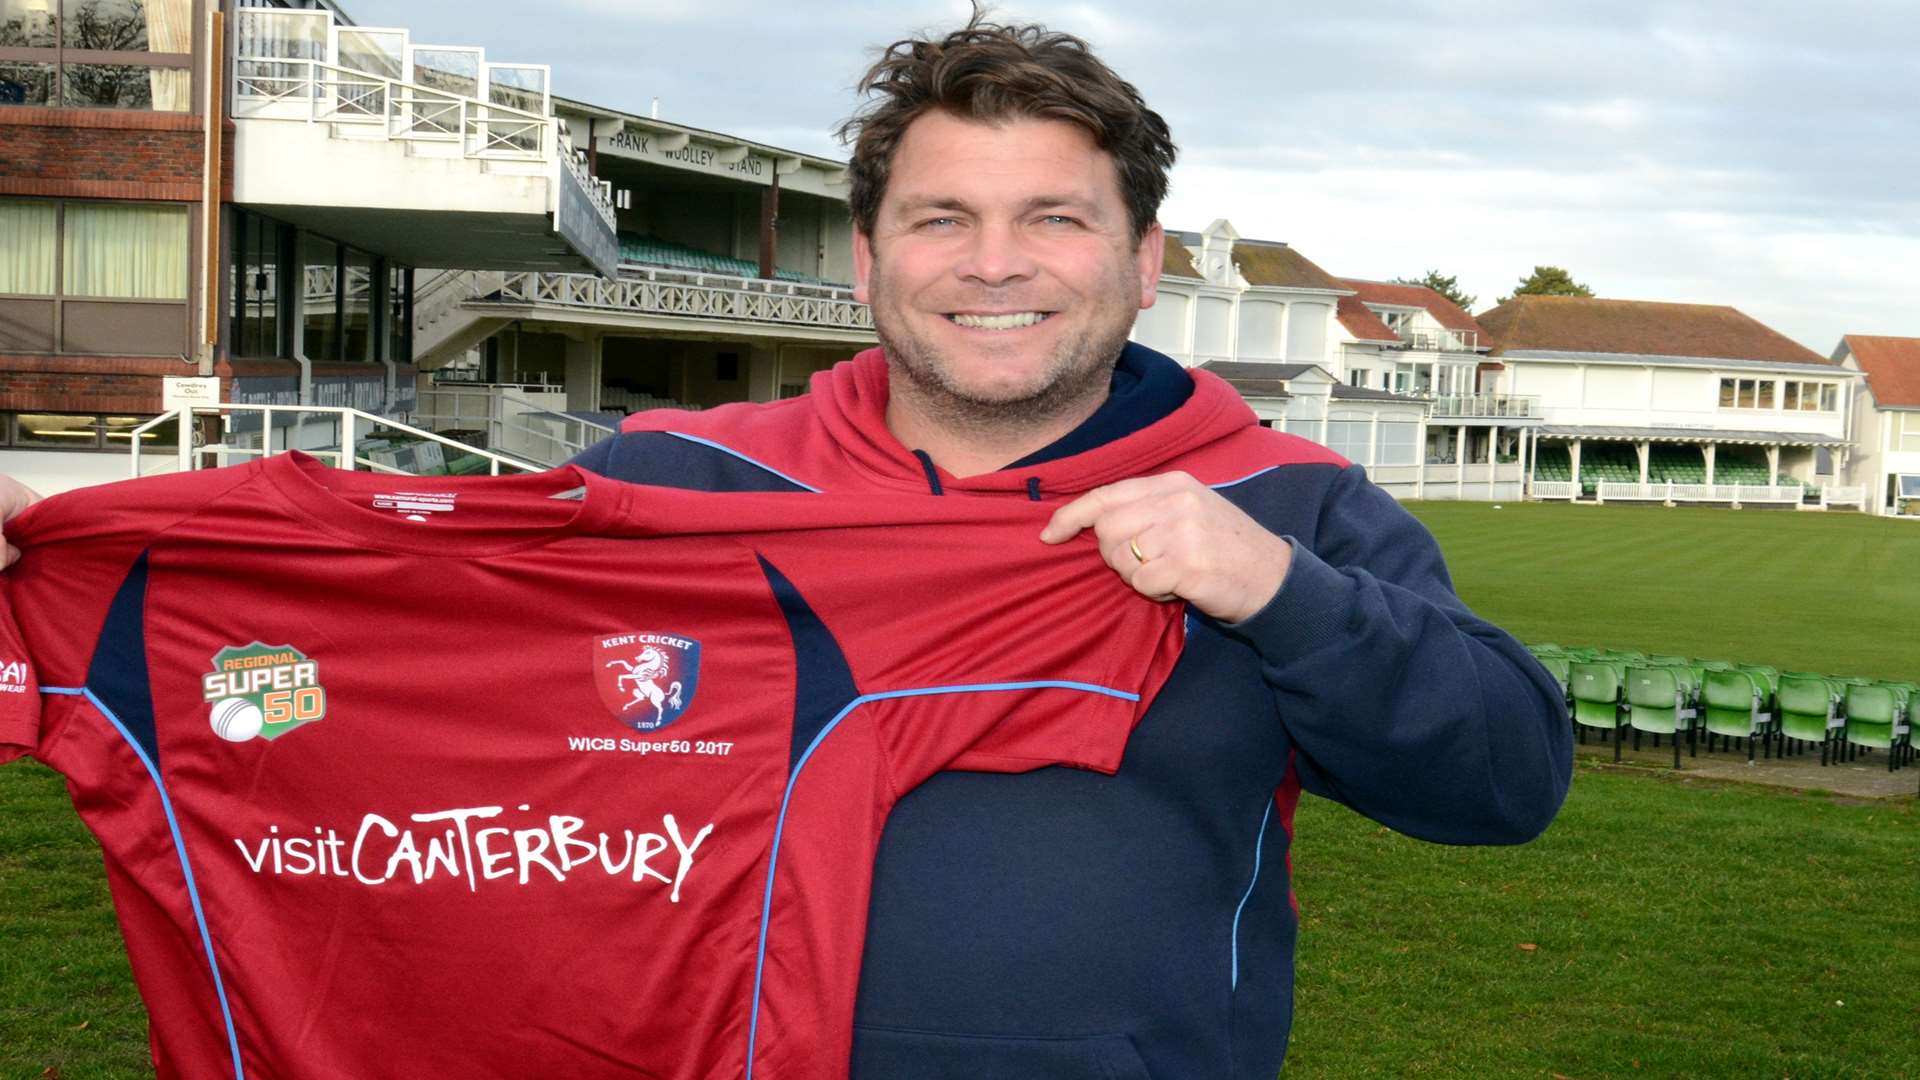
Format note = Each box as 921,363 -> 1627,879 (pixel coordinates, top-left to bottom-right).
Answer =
955,221 -> 1039,287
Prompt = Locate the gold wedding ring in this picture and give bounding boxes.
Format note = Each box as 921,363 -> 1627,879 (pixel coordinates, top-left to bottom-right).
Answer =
1128,536 -> 1147,563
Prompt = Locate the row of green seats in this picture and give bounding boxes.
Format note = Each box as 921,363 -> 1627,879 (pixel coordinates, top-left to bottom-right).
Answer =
1525,643 -> 1915,772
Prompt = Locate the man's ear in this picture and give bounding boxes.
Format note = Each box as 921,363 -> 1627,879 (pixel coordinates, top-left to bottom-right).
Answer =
1135,220 -> 1164,310
852,227 -> 875,305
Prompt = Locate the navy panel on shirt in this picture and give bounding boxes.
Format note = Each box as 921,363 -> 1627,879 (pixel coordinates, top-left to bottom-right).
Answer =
756,554 -> 861,773
86,551 -> 161,765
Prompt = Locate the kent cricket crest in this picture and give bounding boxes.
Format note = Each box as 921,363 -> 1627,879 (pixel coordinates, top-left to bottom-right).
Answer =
201,642 -> 328,742
596,632 -> 701,732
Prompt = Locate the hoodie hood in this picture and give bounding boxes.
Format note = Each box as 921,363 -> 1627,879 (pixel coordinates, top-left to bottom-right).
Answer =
615,342 -> 1324,497
810,345 -> 1264,497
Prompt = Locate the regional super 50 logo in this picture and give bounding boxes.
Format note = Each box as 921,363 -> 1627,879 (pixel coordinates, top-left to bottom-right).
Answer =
595,632 -> 700,732
201,642 -> 327,742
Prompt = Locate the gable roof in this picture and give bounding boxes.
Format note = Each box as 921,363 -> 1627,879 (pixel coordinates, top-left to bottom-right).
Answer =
1839,334 -> 1920,408
1197,360 -> 1326,398
1161,235 -> 1203,280
1231,242 -> 1346,291
1340,278 -> 1483,338
1478,296 -> 1828,366
1336,293 -> 1401,343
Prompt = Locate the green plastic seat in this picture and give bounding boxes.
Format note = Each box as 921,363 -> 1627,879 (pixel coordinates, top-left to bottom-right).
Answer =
1777,674 -> 1842,764
1843,685 -> 1914,772
1570,661 -> 1627,761
1626,666 -> 1699,768
1701,669 -> 1774,760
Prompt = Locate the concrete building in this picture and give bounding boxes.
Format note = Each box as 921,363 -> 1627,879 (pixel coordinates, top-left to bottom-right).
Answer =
1480,296 -> 1861,508
1833,335 -> 1920,516
1,0 -> 617,492
1135,220 -> 1531,499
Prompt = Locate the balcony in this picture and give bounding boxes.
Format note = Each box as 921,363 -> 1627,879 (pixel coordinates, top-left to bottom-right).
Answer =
462,267 -> 876,342
230,7 -> 617,276
1428,393 -> 1539,419
1392,327 -> 1480,352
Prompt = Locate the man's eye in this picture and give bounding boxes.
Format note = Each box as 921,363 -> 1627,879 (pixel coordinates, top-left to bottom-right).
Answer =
1041,214 -> 1079,226
919,217 -> 958,229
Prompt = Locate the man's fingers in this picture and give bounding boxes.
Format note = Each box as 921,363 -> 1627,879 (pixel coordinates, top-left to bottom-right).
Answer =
1038,473 -> 1194,544
1,476 -> 46,571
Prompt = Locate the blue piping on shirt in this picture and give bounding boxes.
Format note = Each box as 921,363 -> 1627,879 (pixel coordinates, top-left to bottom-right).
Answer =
743,679 -> 1142,1080
1230,799 -> 1274,990
664,432 -> 823,492
1210,465 -> 1284,491
53,685 -> 247,1079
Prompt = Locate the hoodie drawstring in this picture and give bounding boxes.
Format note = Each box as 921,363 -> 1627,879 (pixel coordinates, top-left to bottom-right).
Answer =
911,449 -> 944,495
1025,477 -> 1042,501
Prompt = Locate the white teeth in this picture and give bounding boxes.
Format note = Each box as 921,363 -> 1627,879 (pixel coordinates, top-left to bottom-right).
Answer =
950,312 -> 1047,330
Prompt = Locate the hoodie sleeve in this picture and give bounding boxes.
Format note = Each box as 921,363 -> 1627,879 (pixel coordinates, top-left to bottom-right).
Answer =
1227,464 -> 1572,845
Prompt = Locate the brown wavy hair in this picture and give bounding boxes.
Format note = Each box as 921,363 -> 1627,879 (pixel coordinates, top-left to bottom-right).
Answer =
836,7 -> 1177,245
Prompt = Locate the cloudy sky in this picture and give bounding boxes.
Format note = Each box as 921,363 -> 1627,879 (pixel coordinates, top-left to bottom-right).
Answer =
348,0 -> 1918,353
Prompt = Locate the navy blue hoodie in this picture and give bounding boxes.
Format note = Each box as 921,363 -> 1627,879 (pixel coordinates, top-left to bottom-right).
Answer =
574,343 -> 1573,1078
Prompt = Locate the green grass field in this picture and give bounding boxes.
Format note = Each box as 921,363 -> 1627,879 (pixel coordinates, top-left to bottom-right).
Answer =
3,501 -> 1917,1078
1406,501 -> 1920,681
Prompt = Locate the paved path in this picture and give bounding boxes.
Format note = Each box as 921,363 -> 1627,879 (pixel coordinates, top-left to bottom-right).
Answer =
1575,732 -> 1918,799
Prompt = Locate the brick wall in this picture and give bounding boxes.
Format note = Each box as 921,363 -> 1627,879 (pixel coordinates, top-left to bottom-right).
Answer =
0,355 -> 198,413
0,110 -> 234,202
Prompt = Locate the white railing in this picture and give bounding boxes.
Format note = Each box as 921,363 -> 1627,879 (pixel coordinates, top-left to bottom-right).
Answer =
1531,481 -> 1578,499
1824,485 -> 1865,507
129,404 -> 541,477
1429,394 -> 1539,419
1597,482 -> 1667,501
232,57 -> 615,233
236,57 -> 547,156
476,269 -> 876,333
1593,480 -> 1805,505
413,386 -> 616,467
1669,483 -> 1747,501
1395,328 -> 1480,352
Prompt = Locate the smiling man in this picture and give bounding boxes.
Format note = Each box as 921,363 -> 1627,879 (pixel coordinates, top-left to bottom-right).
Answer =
0,12 -> 1572,1078
569,13 -> 1573,1078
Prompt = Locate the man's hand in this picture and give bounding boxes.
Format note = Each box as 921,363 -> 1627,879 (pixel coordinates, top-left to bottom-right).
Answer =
1,474 -> 43,568
1039,472 -> 1292,624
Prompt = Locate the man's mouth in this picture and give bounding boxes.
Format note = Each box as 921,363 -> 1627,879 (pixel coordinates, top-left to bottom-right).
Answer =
945,312 -> 1054,330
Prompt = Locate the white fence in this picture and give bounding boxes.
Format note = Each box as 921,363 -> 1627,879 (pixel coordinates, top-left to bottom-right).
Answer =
413,385 -> 615,467
129,404 -> 541,478
1531,480 -> 1863,508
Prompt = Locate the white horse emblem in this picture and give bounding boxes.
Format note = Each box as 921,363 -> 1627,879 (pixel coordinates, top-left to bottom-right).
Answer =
605,645 -> 685,728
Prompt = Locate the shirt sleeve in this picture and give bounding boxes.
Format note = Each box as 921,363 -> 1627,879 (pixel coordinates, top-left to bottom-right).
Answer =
0,578 -> 43,763
1228,464 -> 1573,844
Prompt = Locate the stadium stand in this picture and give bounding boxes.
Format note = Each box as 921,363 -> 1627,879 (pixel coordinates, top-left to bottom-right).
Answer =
617,234 -> 840,286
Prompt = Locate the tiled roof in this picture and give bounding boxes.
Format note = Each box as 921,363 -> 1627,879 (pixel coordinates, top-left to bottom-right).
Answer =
1337,294 -> 1401,343
1478,296 -> 1827,366
1161,235 -> 1203,280
1340,278 -> 1483,338
1839,334 -> 1920,408
1196,360 -> 1318,399
1231,242 -> 1346,291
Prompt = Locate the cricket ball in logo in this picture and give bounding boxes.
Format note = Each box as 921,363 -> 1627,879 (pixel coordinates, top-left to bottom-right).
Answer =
595,632 -> 700,732
200,642 -> 327,742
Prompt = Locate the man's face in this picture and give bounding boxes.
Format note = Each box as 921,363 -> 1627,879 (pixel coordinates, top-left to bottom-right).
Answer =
853,111 -> 1162,429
